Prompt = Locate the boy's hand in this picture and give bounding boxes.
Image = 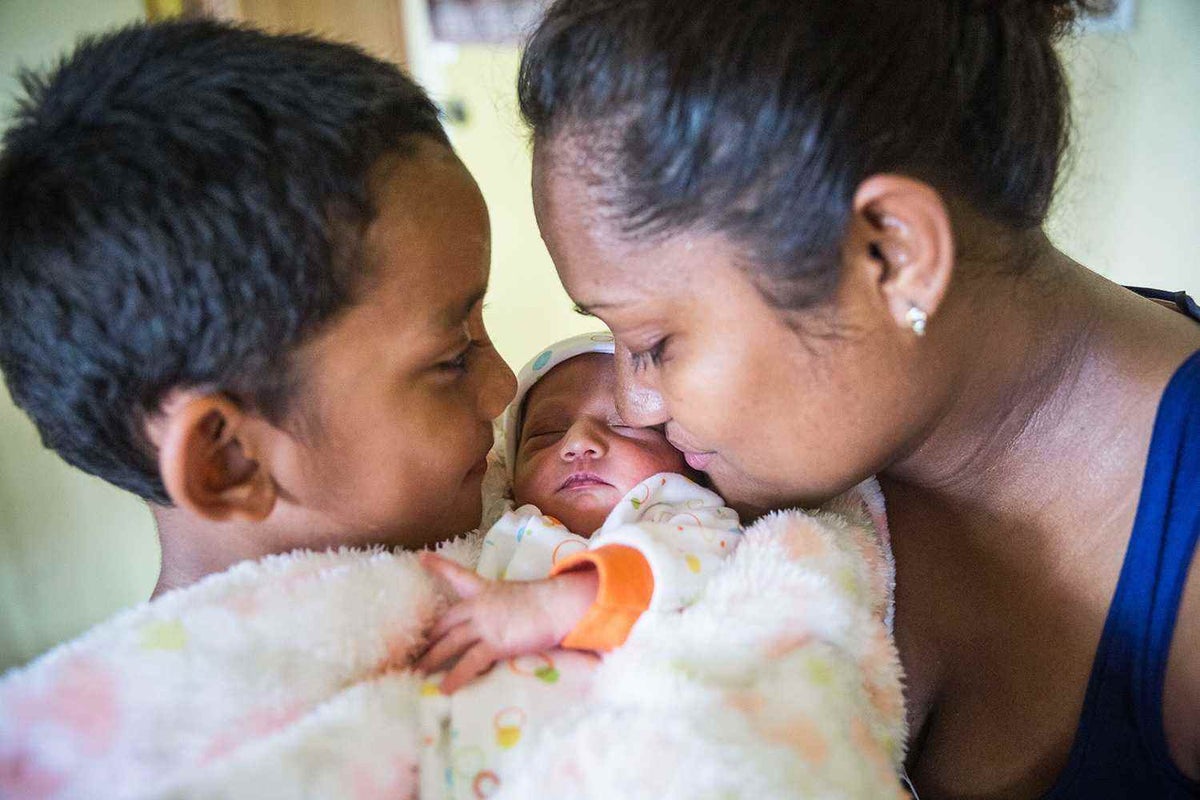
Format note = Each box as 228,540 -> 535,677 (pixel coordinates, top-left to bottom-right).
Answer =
416,552 -> 598,694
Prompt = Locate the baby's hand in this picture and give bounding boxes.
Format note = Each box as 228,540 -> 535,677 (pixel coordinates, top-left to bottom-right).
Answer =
416,553 -> 598,694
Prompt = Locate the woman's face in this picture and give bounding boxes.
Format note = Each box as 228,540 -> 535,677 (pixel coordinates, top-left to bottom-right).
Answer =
532,151 -> 933,513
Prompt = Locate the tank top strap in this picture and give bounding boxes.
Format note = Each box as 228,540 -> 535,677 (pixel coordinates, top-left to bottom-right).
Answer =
1043,343 -> 1200,797
1127,285 -> 1200,321
1131,349 -> 1200,772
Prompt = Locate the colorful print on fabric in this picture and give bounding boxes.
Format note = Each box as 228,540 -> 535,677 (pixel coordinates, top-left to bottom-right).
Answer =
550,539 -> 587,565
139,619 -> 188,651
493,707 -> 525,749
507,653 -> 560,684
473,769 -> 500,798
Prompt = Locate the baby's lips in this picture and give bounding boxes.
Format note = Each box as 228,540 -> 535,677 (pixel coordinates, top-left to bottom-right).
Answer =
557,472 -> 612,491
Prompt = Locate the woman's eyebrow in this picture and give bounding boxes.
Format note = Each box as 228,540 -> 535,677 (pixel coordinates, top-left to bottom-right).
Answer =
572,300 -> 621,317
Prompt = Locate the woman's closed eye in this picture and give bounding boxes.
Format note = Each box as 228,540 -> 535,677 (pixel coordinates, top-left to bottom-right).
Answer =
609,420 -> 667,442
629,337 -> 669,372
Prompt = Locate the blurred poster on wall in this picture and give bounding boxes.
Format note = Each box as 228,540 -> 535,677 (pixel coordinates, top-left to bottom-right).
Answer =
428,0 -> 547,43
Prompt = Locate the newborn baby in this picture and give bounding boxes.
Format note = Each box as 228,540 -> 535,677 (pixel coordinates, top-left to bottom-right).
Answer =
412,332 -> 752,798
419,333 -> 741,692
414,333 -> 907,799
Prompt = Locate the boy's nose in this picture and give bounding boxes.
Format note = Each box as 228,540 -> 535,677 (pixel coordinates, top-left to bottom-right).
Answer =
480,346 -> 517,420
559,420 -> 607,462
614,342 -> 669,427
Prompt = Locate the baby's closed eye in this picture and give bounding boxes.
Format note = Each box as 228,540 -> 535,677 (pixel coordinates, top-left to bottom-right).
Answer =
526,429 -> 566,442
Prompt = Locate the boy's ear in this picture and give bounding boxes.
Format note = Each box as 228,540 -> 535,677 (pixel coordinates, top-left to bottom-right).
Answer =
155,393 -> 277,522
845,174 -> 955,334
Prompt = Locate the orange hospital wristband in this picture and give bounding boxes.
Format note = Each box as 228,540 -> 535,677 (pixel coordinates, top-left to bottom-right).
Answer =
550,544 -> 654,651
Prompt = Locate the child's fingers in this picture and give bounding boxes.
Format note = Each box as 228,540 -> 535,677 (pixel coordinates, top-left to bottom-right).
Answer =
439,641 -> 498,695
430,601 -> 475,640
415,622 -> 478,675
420,552 -> 487,600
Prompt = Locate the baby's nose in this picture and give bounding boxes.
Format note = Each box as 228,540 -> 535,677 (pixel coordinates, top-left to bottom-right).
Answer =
559,420 -> 607,461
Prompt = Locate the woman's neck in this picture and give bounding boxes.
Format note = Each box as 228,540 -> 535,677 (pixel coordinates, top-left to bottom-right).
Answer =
883,239 -> 1195,555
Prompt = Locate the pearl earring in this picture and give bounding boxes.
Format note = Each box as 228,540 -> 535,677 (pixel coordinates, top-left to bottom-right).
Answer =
906,306 -> 928,337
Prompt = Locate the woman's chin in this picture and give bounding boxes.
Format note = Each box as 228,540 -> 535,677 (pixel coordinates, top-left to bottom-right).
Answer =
705,462 -> 809,517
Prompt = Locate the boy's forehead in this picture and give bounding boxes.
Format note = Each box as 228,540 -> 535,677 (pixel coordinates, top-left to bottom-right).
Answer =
300,141 -> 491,375
360,141 -> 491,331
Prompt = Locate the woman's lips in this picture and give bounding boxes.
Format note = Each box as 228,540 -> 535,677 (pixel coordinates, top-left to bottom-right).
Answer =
668,431 -> 716,471
558,472 -> 612,491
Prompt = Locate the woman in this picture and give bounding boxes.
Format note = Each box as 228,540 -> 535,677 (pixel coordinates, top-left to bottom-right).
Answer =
517,0 -> 1200,797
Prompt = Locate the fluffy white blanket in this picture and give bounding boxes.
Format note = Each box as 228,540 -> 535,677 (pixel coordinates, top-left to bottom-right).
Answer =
0,486 -> 906,799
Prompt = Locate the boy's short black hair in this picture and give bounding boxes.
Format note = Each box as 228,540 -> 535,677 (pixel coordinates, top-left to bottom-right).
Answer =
0,20 -> 449,504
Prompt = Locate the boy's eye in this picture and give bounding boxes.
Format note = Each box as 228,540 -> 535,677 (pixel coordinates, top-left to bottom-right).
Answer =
437,342 -> 474,374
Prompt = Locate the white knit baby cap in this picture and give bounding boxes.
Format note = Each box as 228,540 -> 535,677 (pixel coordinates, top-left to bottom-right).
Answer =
502,331 -> 616,471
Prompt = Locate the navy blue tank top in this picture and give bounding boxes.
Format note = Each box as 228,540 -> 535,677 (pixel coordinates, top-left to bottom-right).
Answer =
1041,287 -> 1200,798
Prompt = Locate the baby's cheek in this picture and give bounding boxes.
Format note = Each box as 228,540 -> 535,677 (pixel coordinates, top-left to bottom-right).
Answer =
651,439 -> 689,474
628,439 -> 689,483
511,455 -> 553,508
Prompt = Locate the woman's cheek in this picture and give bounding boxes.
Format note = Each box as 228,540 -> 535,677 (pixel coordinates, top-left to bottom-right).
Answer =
664,365 -> 722,442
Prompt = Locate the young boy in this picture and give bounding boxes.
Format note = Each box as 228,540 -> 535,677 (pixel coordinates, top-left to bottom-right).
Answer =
0,20 -> 515,595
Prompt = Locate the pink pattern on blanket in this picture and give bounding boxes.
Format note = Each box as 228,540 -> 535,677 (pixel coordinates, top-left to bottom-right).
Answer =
200,703 -> 306,764
349,755 -> 417,800
10,655 -> 118,756
0,747 -> 65,799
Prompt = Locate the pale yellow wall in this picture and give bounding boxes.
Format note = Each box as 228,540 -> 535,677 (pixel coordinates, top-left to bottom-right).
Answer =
0,0 -> 158,672
1,0 -> 1196,671
1049,0 -> 1200,296
442,46 -> 598,367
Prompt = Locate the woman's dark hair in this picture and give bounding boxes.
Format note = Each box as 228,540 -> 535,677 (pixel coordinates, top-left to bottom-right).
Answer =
0,20 -> 448,503
519,0 -> 1104,308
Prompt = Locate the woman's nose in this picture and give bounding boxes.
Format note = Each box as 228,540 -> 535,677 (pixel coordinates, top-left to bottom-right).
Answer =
614,342 -> 669,427
559,419 -> 608,461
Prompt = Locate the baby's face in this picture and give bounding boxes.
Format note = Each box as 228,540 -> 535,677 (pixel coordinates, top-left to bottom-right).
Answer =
511,353 -> 688,533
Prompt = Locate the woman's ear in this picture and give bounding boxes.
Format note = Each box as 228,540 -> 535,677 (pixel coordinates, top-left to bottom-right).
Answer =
845,174 -> 955,336
154,393 -> 277,522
